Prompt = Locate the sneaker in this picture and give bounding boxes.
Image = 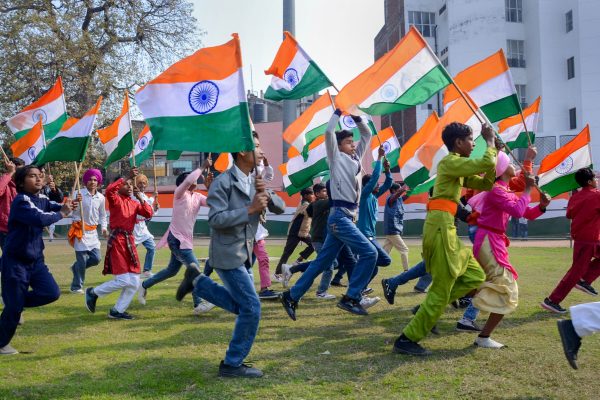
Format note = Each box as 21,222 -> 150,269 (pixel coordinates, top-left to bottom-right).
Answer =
18,314 -> 24,326
194,300 -> 216,314
280,291 -> 298,321
393,335 -> 431,356
457,297 -> 472,308
381,278 -> 396,305
271,274 -> 283,283
330,281 -> 347,287
70,288 -> 84,294
337,295 -> 368,316
362,287 -> 374,295
108,308 -> 134,320
474,336 -> 505,349
575,280 -> 598,296
557,319 -> 581,370
281,264 -> 292,288
137,284 -> 147,305
413,286 -> 427,294
85,287 -> 98,313
141,271 -> 154,279
360,296 -> 381,309
176,266 -> 200,301
315,291 -> 336,300
456,318 -> 482,332
541,298 -> 567,314
218,360 -> 263,378
0,344 -> 18,355
258,289 -> 279,300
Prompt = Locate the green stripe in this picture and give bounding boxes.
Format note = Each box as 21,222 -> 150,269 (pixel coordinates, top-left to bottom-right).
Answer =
35,136 -> 90,165
148,104 -> 254,153
359,65 -> 451,116
130,139 -> 154,167
167,150 -> 182,161
541,164 -> 593,197
105,132 -> 134,167
480,94 -> 521,123
469,135 -> 488,160
371,148 -> 400,170
14,113 -> 68,141
403,166 -> 430,189
264,62 -> 332,101
301,123 -> 328,159
506,132 -> 535,150
289,157 -> 329,187
407,176 -> 436,196
284,178 -> 313,196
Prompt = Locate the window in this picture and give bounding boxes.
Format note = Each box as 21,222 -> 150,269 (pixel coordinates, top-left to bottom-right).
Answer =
533,136 -> 557,165
515,84 -> 527,108
439,4 -> 446,15
567,57 -> 575,79
442,57 -> 449,67
505,0 -> 522,23
560,135 -> 577,147
408,11 -> 436,37
569,108 -> 577,130
506,39 -> 526,68
566,10 -> 573,32
172,160 -> 193,176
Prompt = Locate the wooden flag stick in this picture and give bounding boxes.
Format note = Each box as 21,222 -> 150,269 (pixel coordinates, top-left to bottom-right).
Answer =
73,161 -> 85,232
519,110 -> 533,146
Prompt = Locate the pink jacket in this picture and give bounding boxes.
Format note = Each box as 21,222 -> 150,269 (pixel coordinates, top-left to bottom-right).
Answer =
0,173 -> 17,233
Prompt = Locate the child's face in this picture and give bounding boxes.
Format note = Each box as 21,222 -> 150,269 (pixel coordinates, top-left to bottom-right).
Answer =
454,134 -> 475,157
315,188 -> 328,200
86,176 -> 98,192
338,137 -> 355,156
23,168 -> 44,193
303,193 -> 315,203
119,179 -> 134,196
136,179 -> 148,192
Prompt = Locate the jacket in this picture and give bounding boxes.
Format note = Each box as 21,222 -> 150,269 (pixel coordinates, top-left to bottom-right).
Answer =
0,173 -> 17,233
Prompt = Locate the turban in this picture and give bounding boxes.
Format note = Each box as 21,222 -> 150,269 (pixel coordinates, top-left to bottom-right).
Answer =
82,169 -> 103,185
495,151 -> 511,178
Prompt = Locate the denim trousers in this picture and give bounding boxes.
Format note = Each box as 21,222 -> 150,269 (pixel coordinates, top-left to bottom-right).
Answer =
290,207 -> 376,301
139,238 -> 156,272
331,245 -> 356,283
193,266 -> 261,367
70,248 -> 102,291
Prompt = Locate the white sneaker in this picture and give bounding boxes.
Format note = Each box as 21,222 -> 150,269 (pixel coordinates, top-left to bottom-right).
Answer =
316,292 -> 336,300
70,289 -> 84,294
194,300 -> 215,315
360,296 -> 381,309
0,344 -> 18,355
474,336 -> 505,349
141,271 -> 154,279
18,314 -> 24,325
272,274 -> 283,283
137,285 -> 147,305
281,264 -> 292,288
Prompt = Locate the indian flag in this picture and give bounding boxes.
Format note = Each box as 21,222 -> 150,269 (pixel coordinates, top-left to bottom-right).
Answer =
286,135 -> 329,187
335,26 -> 451,116
130,124 -> 154,166
443,49 -> 520,123
7,76 -> 68,141
215,152 -> 233,172
371,127 -> 401,169
338,113 -> 377,141
264,31 -> 332,101
538,125 -> 593,197
498,97 -> 540,149
399,111 -> 439,189
283,91 -> 335,160
279,163 -> 312,196
98,94 -> 133,167
36,97 -> 102,165
10,120 -> 45,165
135,34 -> 254,154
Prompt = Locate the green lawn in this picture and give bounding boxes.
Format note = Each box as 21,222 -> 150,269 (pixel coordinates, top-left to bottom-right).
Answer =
1,243 -> 599,399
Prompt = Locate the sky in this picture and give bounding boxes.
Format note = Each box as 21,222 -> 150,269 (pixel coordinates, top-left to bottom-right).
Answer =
192,0 -> 384,96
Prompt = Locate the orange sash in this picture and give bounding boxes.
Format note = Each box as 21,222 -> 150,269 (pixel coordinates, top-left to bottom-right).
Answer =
68,221 -> 98,247
427,198 -> 458,216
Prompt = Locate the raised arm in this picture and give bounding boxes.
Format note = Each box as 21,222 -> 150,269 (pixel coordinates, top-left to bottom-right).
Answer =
354,116 -> 372,160
362,161 -> 382,200
325,111 -> 342,162
105,178 -> 124,205
175,168 -> 202,200
377,159 -> 393,198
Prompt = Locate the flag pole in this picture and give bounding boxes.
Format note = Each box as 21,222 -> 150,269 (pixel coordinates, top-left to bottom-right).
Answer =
519,110 -> 533,146
152,152 -> 158,195
73,161 -> 86,232
125,91 -> 138,186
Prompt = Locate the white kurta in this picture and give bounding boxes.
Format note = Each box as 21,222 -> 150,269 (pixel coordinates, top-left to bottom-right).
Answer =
72,188 -> 107,251
132,193 -> 155,245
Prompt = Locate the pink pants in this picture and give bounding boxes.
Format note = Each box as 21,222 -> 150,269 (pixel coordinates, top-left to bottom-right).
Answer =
253,240 -> 271,289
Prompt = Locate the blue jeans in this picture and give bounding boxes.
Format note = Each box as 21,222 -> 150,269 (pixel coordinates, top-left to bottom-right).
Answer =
331,245 -> 356,283
139,238 -> 156,272
313,241 -> 334,294
142,233 -> 201,306
290,208 -> 377,302
193,266 -> 261,367
70,248 -> 102,291
388,260 -> 431,290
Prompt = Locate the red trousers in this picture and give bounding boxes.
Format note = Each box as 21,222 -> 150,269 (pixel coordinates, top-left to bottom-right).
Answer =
549,241 -> 600,304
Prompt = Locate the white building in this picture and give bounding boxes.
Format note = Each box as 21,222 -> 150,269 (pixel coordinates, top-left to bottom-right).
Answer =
376,0 -> 600,166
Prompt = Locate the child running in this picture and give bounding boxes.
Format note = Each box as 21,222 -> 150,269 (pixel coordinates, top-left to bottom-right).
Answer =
132,174 -> 159,279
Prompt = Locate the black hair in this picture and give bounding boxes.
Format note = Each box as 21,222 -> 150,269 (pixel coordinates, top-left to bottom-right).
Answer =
232,131 -> 260,161
176,171 -> 191,187
10,157 -> 25,167
14,165 -> 40,193
312,183 -> 326,193
389,183 -> 401,193
574,167 -> 595,188
362,174 -> 372,187
442,122 -> 472,151
335,130 -> 353,145
300,187 -> 314,197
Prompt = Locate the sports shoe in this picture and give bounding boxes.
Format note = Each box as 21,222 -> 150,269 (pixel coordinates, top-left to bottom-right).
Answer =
194,299 -> 216,314
271,274 -> 283,283
456,318 -> 482,332
85,287 -> 98,313
137,284 -> 147,305
0,344 -> 18,355
330,281 -> 347,287
141,271 -> 154,279
362,287 -> 374,295
281,264 -> 292,288
70,288 -> 84,294
360,296 -> 380,309
541,297 -> 567,314
337,295 -> 368,316
108,308 -> 134,320
280,291 -> 298,321
315,291 -> 336,300
176,266 -> 200,301
18,314 -> 24,325
381,278 -> 396,305
575,280 -> 598,296
393,335 -> 431,356
258,289 -> 279,300
218,360 -> 263,378
557,319 -> 581,369
474,336 -> 505,349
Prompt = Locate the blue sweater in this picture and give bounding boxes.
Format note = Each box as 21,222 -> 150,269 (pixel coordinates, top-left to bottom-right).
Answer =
356,161 -> 393,238
4,192 -> 63,262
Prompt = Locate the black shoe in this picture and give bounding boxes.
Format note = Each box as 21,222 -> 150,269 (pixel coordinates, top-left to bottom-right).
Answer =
330,281 -> 347,287
541,298 -> 567,314
575,280 -> 598,296
381,278 -> 396,305
451,300 -> 460,309
337,295 -> 368,316
218,360 -> 263,378
458,297 -> 471,308
108,308 -> 134,320
557,319 -> 581,370
393,335 -> 432,356
411,304 -> 438,334
258,289 -> 279,300
85,287 -> 98,313
176,266 -> 200,301
456,319 -> 482,332
362,287 -> 374,295
280,291 -> 298,321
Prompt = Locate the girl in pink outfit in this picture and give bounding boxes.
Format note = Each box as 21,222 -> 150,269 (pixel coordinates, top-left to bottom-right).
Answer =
472,151 -> 550,349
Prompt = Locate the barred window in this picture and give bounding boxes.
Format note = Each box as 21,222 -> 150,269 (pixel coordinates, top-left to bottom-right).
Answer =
567,57 -> 575,80
505,0 -> 522,23
408,11 -> 436,37
566,10 -> 573,32
569,108 -> 577,130
515,84 -> 527,108
507,39 -> 526,68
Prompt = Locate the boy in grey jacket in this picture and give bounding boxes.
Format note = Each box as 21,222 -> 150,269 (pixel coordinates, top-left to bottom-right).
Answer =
193,132 -> 285,378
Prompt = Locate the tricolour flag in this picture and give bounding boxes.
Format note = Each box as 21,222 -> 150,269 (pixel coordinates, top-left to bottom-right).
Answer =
135,34 -> 254,154
35,97 -> 102,165
215,152 -> 233,172
399,111 -> 439,189
498,97 -> 540,150
130,124 -> 154,166
7,76 -> 68,141
98,94 -> 133,167
283,91 -> 335,159
338,113 -> 377,141
264,31 -> 332,101
538,125 -> 593,197
279,163 -> 312,196
335,26 -> 451,116
371,127 -> 401,169
10,120 -> 45,165
443,49 -> 520,123
286,135 -> 329,187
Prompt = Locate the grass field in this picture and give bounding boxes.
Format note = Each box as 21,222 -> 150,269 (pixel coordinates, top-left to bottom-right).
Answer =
1,242 -> 599,399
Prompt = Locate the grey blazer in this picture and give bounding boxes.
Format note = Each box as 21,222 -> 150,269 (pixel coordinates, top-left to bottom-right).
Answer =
207,167 -> 285,270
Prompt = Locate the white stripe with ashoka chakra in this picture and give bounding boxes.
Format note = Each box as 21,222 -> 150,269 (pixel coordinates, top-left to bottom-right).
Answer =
7,96 -> 66,133
134,131 -> 153,157
269,49 -> 311,91
103,115 -> 130,156
538,145 -> 591,187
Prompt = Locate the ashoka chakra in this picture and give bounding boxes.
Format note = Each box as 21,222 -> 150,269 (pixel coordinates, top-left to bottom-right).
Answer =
342,115 -> 357,129
380,84 -> 399,101
555,156 -> 574,175
32,109 -> 48,124
188,81 -> 219,115
284,68 -> 300,88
